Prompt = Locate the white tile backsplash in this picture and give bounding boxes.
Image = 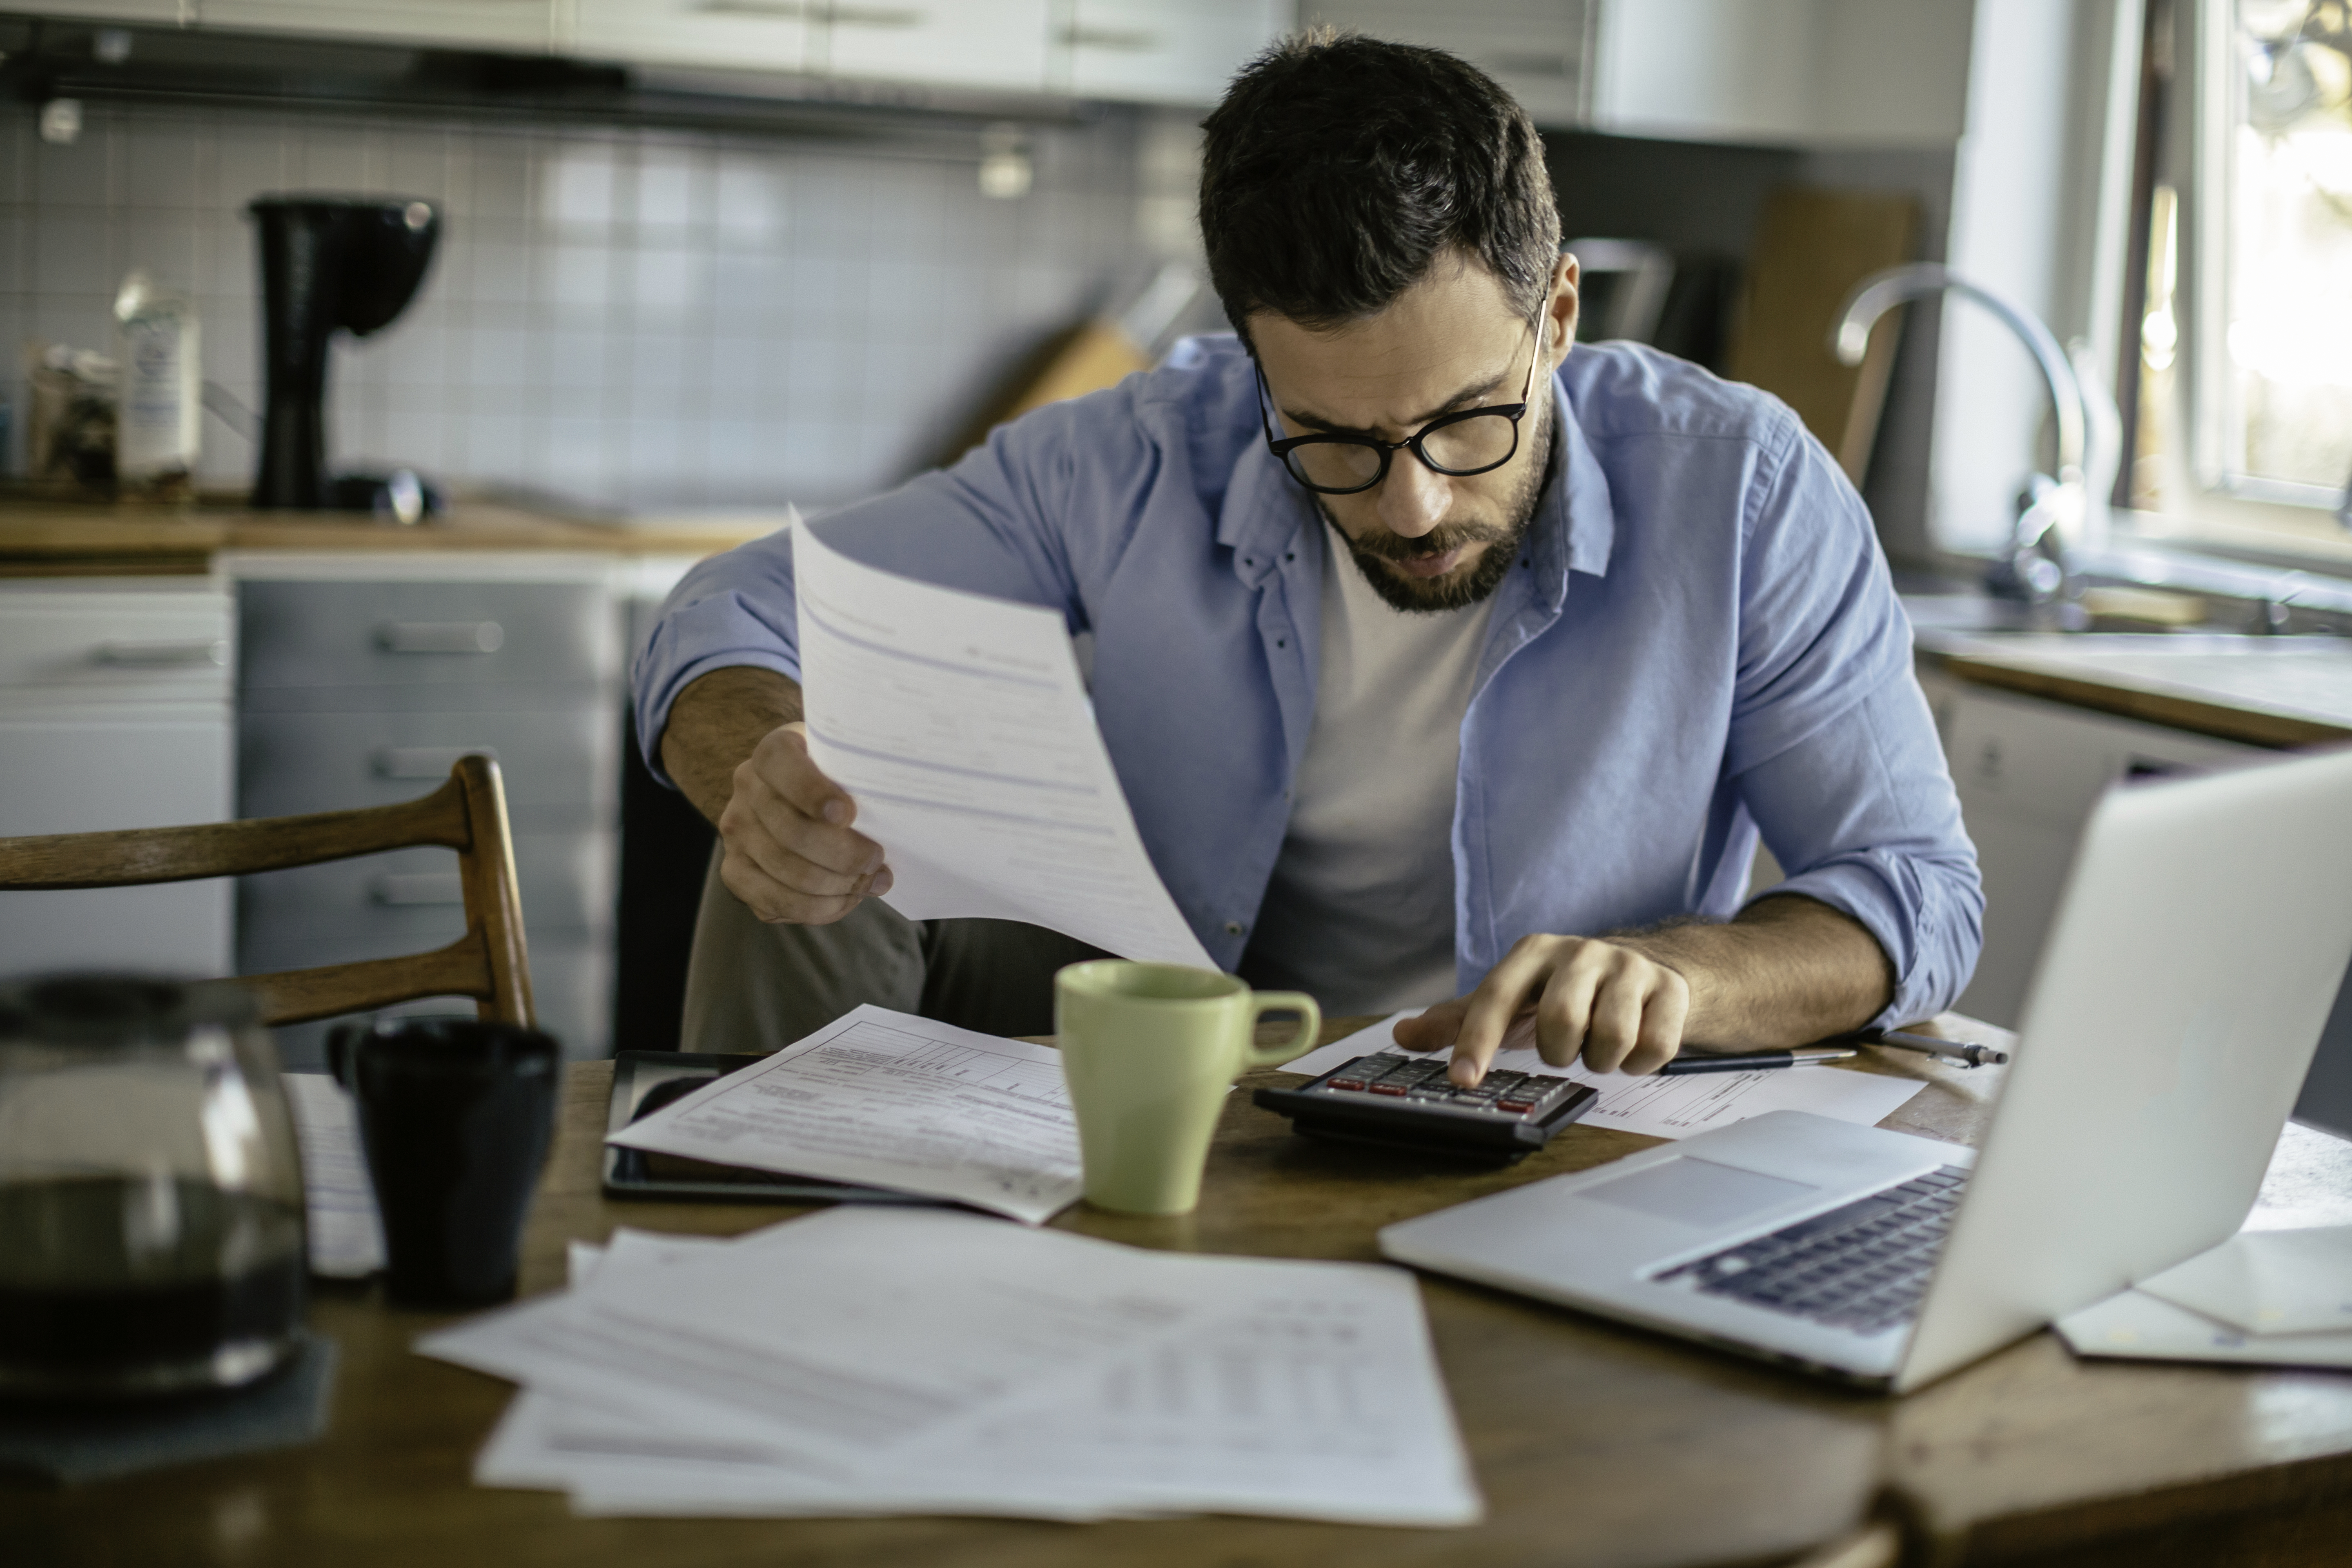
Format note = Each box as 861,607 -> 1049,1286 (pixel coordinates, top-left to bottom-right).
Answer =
2,99 -> 1169,508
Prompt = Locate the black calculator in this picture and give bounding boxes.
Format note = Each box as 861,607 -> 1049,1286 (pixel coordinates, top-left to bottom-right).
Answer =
1252,1053 -> 1600,1163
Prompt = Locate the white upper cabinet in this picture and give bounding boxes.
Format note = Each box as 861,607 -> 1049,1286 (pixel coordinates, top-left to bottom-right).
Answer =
816,0 -> 1052,94
565,0 -> 810,74
1590,0 -> 1970,147
28,0 -> 1271,107
18,1 -> 192,22
1306,0 -> 1970,147
1054,0 -> 1287,107
1303,0 -> 1597,128
201,0 -> 559,53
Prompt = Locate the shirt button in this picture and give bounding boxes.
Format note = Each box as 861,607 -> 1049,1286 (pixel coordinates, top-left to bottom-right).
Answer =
1223,920 -> 1245,936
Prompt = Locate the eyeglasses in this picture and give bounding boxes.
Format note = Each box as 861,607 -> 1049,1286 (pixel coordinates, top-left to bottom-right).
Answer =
1255,310 -> 1547,496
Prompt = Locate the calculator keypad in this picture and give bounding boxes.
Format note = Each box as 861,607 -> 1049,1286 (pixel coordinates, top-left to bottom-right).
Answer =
1314,1054 -> 1578,1120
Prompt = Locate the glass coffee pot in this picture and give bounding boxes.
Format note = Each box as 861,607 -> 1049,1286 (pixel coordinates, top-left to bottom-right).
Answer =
0,975 -> 307,1399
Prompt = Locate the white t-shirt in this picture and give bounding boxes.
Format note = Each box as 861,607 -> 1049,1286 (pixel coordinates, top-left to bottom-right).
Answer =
1241,537 -> 1498,1016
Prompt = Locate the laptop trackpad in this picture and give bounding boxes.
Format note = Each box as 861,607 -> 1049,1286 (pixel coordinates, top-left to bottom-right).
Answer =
1583,1156 -> 1820,1228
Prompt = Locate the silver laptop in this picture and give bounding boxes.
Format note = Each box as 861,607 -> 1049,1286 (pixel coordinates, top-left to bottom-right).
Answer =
1380,744 -> 2352,1392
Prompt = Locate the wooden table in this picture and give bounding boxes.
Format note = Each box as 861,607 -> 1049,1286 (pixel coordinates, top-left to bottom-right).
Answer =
13,1019 -> 2352,1567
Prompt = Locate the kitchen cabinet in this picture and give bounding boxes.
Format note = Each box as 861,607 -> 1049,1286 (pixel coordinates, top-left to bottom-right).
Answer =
816,0 -> 1053,94
229,556 -> 624,1067
16,1 -> 190,23
1916,663 -> 2258,1030
1589,0 -> 1970,147
1054,0 -> 1288,107
35,0 -> 1278,110
201,0 -> 559,53
1304,0 -> 1597,128
0,579 -> 236,979
565,0 -> 808,75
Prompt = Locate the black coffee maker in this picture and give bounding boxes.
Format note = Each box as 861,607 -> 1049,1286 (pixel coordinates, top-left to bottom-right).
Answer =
249,196 -> 441,516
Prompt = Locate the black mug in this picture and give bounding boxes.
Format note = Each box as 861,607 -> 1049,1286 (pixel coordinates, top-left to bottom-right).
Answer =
325,1017 -> 559,1308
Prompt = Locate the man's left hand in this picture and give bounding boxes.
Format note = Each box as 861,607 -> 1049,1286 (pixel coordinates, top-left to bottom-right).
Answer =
1394,932 -> 1691,1085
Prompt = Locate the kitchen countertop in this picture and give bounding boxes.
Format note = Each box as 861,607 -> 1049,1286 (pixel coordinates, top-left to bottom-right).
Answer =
0,497 -> 779,576
1918,630 -> 2352,748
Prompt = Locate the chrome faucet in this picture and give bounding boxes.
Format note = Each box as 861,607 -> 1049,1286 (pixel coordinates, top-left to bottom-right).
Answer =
1832,263 -> 2102,616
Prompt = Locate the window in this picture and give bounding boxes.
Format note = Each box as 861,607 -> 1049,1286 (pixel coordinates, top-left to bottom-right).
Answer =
2129,0 -> 2352,541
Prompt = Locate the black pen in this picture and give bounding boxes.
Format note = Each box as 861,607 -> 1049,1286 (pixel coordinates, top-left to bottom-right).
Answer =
1861,1027 -> 2010,1069
1657,1046 -> 1858,1076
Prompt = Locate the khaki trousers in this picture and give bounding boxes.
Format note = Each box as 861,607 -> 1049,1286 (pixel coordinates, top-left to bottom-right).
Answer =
678,846 -> 1109,1052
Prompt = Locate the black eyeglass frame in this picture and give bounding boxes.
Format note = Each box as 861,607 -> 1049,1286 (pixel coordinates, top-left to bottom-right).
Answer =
1254,308 -> 1549,497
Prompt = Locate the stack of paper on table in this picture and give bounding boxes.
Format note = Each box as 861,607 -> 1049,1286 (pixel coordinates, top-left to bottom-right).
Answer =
417,1208 -> 1483,1526
608,1004 -> 1086,1225
2058,1225 -> 2352,1368
1280,1012 -> 1930,1141
281,1072 -> 386,1278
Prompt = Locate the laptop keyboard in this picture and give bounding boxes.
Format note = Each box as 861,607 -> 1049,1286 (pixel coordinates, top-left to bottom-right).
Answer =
1655,1165 -> 1971,1336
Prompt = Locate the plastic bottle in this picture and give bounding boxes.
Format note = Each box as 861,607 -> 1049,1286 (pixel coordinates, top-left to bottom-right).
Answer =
113,270 -> 201,501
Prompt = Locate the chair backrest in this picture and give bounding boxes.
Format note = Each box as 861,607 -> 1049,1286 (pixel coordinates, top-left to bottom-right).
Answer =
0,755 -> 532,1030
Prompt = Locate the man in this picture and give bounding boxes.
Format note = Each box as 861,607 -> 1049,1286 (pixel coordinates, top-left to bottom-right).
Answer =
635,33 -> 1982,1086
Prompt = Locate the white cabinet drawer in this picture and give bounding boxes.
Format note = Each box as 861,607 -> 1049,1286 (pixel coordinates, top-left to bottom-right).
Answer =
0,710 -> 236,978
1943,685 -> 2254,832
238,708 -> 617,824
0,584 -> 233,704
239,579 -> 616,696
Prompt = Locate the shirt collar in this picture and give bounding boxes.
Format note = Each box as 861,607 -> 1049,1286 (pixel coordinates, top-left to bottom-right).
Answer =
1548,374 -> 1616,587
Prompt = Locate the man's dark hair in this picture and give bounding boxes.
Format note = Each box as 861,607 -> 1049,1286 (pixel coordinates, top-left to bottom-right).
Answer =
1199,31 -> 1561,339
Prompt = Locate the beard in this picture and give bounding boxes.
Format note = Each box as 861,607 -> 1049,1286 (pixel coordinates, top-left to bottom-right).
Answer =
1315,397 -> 1556,615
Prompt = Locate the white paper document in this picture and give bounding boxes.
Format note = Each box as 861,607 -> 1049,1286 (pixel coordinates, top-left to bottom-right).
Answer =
1279,1011 -> 1927,1140
606,1004 -> 1083,1224
421,1208 -> 1481,1526
794,519 -> 1216,969
2056,1287 -> 2352,1369
2134,1225 -> 2352,1336
281,1071 -> 385,1278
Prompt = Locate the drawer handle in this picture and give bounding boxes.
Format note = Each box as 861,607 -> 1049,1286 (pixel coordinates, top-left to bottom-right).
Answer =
1061,25 -> 1158,51
371,873 -> 465,907
829,3 -> 922,28
94,639 -> 228,668
377,621 -> 504,655
373,746 -> 498,780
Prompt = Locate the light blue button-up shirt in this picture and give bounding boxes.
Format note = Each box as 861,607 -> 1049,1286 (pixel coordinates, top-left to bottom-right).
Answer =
635,336 -> 1982,1028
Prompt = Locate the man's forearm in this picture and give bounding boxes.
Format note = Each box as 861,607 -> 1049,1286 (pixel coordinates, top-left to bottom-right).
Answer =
1614,895 -> 1895,1049
657,666 -> 805,826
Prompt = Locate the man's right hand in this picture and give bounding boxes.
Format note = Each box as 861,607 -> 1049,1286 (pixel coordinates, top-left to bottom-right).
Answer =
717,721 -> 892,924
657,666 -> 891,926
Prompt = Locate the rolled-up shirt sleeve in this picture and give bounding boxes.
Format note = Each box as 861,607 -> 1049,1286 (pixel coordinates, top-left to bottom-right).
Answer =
1727,421 -> 1984,1027
1740,673 -> 1984,1028
630,528 -> 806,789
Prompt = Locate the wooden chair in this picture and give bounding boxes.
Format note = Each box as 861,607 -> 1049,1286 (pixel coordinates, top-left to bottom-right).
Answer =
0,754 -> 532,1029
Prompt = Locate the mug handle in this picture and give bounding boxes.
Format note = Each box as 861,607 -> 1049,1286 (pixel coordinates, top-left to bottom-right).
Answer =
324,1020 -> 369,1093
1241,993 -> 1322,1069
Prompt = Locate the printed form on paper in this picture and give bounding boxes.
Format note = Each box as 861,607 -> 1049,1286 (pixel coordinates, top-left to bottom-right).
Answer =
606,1004 -> 1084,1224
793,517 -> 1216,970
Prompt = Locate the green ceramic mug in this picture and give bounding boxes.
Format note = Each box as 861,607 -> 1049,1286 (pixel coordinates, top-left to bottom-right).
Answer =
1054,960 -> 1321,1215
